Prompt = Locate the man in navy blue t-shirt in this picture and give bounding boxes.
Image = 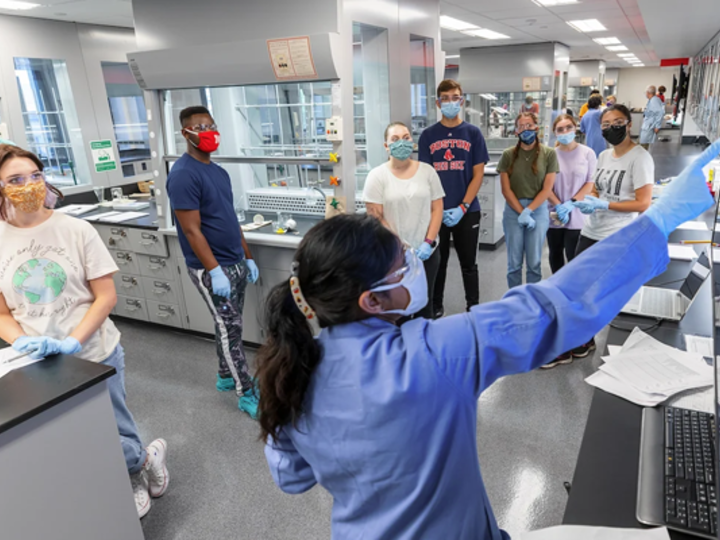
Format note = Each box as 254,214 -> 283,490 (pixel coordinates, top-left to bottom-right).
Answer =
419,79 -> 489,317
166,106 -> 260,419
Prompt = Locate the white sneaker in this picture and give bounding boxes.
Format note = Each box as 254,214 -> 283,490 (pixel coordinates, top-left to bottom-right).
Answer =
144,438 -> 169,498
131,470 -> 151,519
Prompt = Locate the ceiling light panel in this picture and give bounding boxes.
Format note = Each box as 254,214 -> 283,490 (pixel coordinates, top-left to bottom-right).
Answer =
440,16 -> 478,32
566,19 -> 607,33
462,28 -> 511,40
617,53 -> 636,58
445,55 -> 460,59
0,0 -> 39,9
633,64 -> 646,67
606,45 -> 628,51
593,37 -> 621,45
532,0 -> 578,5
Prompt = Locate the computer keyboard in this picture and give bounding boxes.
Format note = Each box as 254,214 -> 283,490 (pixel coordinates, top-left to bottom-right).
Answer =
642,288 -> 677,318
664,407 -> 718,535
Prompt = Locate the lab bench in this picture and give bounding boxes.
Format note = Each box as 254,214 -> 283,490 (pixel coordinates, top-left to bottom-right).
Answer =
0,352 -> 144,540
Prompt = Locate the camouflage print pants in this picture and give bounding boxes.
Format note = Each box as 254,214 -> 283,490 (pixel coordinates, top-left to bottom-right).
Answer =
188,262 -> 253,395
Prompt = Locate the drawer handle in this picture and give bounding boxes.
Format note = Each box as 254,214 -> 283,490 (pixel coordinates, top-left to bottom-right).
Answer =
140,240 -> 157,246
125,305 -> 139,312
157,311 -> 174,318
149,263 -> 165,270
117,259 -> 127,266
153,287 -> 170,294
108,238 -> 116,246
121,281 -> 137,289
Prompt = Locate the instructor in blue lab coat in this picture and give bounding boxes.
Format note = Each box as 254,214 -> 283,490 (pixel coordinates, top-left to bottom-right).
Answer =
256,141 -> 720,539
640,85 -> 665,151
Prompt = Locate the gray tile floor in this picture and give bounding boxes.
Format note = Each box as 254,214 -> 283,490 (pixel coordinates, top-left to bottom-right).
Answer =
121,239 -> 609,540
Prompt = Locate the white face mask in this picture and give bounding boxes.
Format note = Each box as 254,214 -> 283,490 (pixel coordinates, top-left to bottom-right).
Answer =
369,249 -> 428,316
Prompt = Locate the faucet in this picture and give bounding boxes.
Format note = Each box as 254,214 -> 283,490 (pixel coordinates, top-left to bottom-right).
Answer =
305,181 -> 327,207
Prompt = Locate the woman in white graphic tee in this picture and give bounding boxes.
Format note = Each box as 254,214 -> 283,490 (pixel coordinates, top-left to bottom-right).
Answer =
0,145 -> 169,519
363,122 -> 445,319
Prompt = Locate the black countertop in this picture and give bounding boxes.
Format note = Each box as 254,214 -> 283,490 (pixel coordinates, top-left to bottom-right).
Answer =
0,352 -> 115,436
57,200 -> 161,231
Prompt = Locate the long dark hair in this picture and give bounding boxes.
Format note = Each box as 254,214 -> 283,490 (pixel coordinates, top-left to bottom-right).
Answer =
508,112 -> 541,176
257,214 -> 400,443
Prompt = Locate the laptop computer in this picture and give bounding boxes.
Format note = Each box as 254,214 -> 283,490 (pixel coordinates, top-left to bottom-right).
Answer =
635,245 -> 718,538
620,251 -> 712,321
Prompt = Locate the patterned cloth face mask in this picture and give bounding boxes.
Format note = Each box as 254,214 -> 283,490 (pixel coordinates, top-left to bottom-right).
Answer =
2,181 -> 47,213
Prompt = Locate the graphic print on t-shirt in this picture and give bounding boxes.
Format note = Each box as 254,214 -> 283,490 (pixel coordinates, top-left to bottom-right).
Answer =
12,258 -> 67,305
593,167 -> 627,202
429,139 -> 471,172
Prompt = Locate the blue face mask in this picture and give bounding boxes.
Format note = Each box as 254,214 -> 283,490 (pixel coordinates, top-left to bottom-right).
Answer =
440,101 -> 462,119
556,132 -> 576,145
388,139 -> 414,161
519,130 -> 538,144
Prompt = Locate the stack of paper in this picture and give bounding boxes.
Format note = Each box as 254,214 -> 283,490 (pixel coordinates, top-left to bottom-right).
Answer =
83,211 -> 121,222
98,211 -> 149,223
677,221 -> 709,231
585,329 -> 713,407
519,525 -> 669,539
56,204 -> 99,216
667,244 -> 698,261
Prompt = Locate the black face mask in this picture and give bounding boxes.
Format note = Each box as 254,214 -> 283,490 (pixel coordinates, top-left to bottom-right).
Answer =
602,124 -> 627,146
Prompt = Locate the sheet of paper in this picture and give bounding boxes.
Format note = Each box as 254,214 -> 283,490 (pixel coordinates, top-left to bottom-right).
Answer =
607,345 -> 623,357
684,334 -> 714,357
668,244 -> 699,261
669,386 -> 715,414
56,204 -> 98,216
586,370 -> 668,407
0,348 -> 43,379
83,211 -> 121,222
600,350 -> 712,395
677,221 -> 708,231
519,525 -> 670,539
98,211 -> 148,223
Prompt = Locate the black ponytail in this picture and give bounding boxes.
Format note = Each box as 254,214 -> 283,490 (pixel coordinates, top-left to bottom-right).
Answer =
257,214 -> 400,442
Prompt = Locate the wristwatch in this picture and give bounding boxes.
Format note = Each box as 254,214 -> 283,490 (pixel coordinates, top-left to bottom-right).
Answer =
461,202 -> 471,211
424,238 -> 438,248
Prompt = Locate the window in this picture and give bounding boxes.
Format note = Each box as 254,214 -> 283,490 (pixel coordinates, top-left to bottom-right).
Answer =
14,57 -> 91,186
101,62 -> 151,179
410,35 -> 436,142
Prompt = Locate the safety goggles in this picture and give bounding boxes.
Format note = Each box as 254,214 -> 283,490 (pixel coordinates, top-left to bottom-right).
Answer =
600,119 -> 629,130
438,96 -> 464,104
517,123 -> 538,131
369,247 -> 423,292
0,171 -> 44,188
185,123 -> 217,133
555,125 -> 576,135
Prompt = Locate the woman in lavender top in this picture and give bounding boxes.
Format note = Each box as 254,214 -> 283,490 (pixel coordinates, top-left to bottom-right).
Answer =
547,114 -> 597,274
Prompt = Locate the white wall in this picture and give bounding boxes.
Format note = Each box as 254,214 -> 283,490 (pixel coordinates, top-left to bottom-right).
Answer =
616,66 -> 677,109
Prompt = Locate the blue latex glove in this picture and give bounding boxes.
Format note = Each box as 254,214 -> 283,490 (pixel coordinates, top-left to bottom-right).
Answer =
417,242 -> 433,261
556,200 -> 575,225
12,336 -> 81,360
208,266 -> 232,298
518,208 -> 536,230
246,259 -> 260,284
443,207 -> 464,227
645,138 -> 719,238
572,195 -> 609,214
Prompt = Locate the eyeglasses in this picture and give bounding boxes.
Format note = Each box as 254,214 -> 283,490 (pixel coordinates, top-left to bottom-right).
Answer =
600,120 -> 629,130
185,123 -> 217,133
438,96 -> 464,103
555,125 -> 576,135
0,171 -> 44,188
369,246 -> 420,290
517,123 -> 537,131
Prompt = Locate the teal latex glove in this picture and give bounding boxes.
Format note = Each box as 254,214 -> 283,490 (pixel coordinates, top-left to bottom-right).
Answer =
443,207 -> 464,227
13,336 -> 81,360
645,139 -> 719,238
208,266 -> 232,298
556,201 -> 575,225
573,196 -> 609,214
417,242 -> 433,261
246,259 -> 260,284
518,208 -> 536,230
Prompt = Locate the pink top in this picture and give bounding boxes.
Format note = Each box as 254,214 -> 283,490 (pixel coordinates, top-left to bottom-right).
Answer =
548,144 -> 597,230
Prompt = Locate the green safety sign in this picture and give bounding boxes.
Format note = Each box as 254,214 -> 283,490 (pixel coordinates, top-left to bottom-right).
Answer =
90,140 -> 117,173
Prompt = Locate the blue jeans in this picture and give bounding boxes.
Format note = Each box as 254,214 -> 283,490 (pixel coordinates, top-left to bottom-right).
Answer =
102,344 -> 146,474
502,200 -> 550,289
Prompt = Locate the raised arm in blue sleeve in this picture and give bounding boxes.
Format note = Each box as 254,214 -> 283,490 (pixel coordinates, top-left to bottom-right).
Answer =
422,215 -> 669,399
265,428 -> 317,494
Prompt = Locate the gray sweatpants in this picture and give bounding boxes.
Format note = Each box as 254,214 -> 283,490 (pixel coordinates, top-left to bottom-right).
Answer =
188,262 -> 253,395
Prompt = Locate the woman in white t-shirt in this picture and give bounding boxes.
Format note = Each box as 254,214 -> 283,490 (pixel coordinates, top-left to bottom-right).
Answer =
0,145 -> 169,519
363,122 -> 445,319
571,105 -> 654,353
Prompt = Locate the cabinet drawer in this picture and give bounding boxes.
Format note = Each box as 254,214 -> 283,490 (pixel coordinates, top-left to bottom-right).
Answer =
477,193 -> 493,208
479,179 -> 495,195
98,226 -> 132,251
128,229 -> 168,257
480,210 -> 493,228
114,273 -> 145,297
112,250 -> 140,275
141,277 -> 180,305
115,296 -> 149,321
147,300 -> 183,328
138,254 -> 176,281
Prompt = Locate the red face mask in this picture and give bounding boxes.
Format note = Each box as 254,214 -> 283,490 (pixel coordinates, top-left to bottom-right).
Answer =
186,130 -> 220,153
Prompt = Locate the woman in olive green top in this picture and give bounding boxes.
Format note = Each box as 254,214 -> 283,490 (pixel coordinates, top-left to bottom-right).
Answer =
498,112 -> 558,288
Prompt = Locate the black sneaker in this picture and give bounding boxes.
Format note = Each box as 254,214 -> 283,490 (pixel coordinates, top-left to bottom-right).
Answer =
540,352 -> 573,369
433,307 -> 444,319
571,338 -> 596,359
